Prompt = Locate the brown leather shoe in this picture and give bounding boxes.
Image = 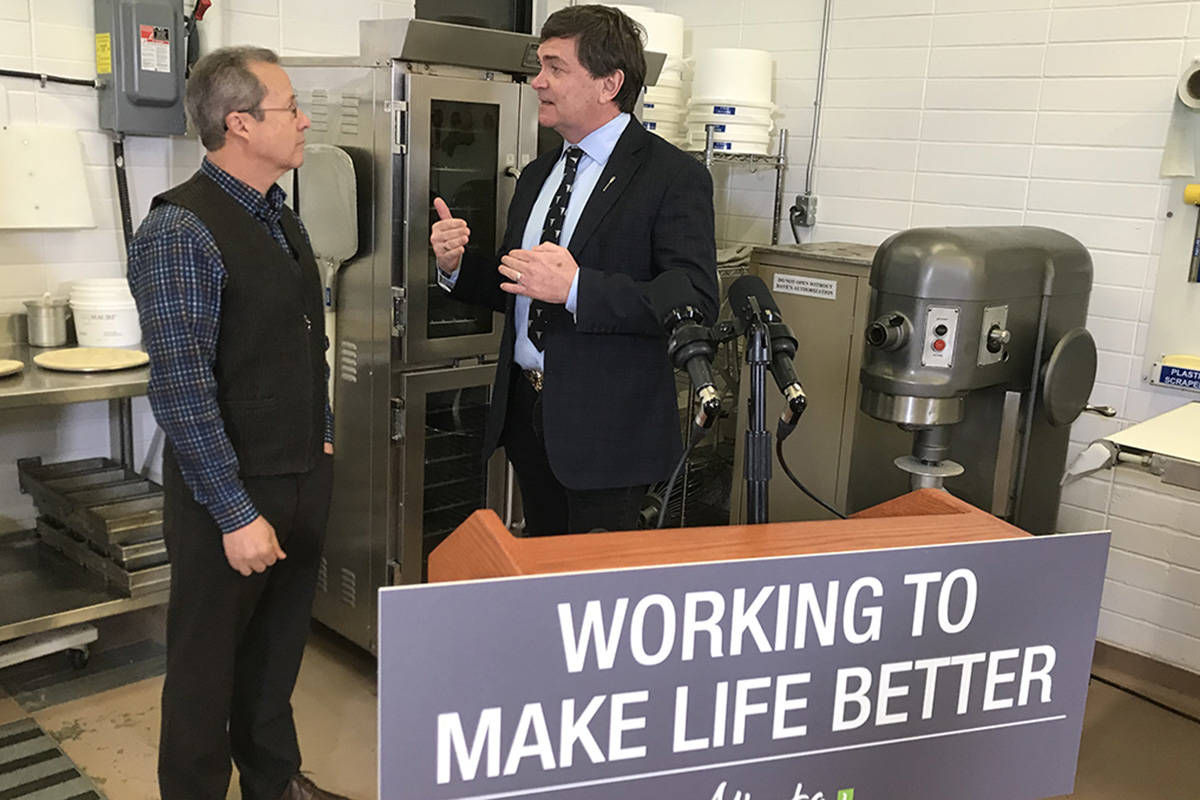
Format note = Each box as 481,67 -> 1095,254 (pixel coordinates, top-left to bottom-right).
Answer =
278,773 -> 353,800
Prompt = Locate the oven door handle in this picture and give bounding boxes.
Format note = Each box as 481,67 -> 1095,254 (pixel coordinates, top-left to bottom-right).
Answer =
504,165 -> 521,180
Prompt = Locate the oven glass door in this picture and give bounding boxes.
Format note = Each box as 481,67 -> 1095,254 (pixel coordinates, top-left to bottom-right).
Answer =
401,75 -> 527,366
394,363 -> 505,583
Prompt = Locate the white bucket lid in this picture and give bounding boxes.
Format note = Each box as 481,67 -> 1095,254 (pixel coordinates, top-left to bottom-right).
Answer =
643,122 -> 685,137
692,139 -> 770,155
644,110 -> 688,125
690,97 -> 775,111
688,118 -> 773,136
693,48 -> 773,106
70,278 -> 135,299
688,126 -> 771,143
645,84 -> 685,100
643,97 -> 686,111
689,110 -> 775,126
611,6 -> 685,56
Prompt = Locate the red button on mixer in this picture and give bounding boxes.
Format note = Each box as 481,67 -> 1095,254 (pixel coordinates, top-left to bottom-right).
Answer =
932,339 -> 946,352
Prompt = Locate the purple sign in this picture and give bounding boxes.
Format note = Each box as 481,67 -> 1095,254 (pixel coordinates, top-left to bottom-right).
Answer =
379,532 -> 1109,800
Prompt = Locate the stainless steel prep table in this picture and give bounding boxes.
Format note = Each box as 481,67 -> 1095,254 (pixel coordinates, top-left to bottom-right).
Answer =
0,342 -> 165,646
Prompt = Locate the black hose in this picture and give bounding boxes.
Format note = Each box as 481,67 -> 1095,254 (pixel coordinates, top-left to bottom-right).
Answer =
656,425 -> 706,529
775,437 -> 847,520
0,68 -> 96,88
112,137 -> 135,253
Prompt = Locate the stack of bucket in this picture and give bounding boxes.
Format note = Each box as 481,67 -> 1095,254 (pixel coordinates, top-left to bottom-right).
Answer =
687,48 -> 775,155
612,5 -> 687,148
70,278 -> 141,347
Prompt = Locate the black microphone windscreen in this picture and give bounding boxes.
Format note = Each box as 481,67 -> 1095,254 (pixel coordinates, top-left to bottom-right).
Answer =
727,274 -> 783,323
647,270 -> 704,330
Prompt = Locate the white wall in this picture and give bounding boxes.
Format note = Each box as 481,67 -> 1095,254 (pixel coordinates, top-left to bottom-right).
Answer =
0,0 -> 1197,675
652,0 -> 1199,675
0,0 -> 412,532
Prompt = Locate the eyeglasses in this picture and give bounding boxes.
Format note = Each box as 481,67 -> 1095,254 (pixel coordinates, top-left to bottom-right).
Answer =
233,101 -> 301,119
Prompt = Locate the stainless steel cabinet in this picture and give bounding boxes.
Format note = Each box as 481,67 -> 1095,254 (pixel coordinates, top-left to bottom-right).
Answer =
285,20 -> 542,652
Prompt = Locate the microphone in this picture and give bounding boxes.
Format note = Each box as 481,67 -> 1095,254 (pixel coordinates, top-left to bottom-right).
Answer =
727,275 -> 808,428
648,272 -> 721,429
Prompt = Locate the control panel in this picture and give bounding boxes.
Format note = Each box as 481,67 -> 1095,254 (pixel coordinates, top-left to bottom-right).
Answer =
920,306 -> 959,368
96,0 -> 186,136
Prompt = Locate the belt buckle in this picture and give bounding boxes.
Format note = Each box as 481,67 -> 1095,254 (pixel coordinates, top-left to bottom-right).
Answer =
524,368 -> 544,392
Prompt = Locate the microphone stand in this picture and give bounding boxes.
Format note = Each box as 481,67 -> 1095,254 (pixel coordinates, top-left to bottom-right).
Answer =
742,297 -> 772,524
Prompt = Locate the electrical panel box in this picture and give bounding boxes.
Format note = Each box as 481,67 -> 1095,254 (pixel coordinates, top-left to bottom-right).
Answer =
96,0 -> 186,136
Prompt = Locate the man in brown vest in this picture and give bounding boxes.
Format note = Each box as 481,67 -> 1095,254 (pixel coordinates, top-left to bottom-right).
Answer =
128,47 -> 347,800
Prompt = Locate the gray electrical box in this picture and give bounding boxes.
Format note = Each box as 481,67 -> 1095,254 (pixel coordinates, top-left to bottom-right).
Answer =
96,0 -> 186,136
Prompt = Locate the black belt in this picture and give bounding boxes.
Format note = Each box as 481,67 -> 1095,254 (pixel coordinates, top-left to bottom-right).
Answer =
521,368 -> 544,392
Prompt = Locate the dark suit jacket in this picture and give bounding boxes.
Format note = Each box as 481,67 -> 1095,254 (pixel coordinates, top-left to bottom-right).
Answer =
450,117 -> 718,490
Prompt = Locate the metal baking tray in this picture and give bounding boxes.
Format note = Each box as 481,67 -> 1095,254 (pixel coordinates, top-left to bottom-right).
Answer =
17,457 -> 130,520
37,519 -> 170,597
18,455 -> 165,554
109,538 -> 168,571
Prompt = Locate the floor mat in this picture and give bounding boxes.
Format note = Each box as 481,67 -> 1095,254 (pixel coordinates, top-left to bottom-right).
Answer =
0,640 -> 165,714
0,717 -> 105,799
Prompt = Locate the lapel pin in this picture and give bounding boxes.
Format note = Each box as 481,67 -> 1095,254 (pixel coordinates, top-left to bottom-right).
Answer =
602,176 -> 616,192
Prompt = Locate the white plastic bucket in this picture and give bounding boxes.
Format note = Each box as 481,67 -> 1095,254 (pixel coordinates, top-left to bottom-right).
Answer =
688,102 -> 775,126
690,138 -> 769,155
640,11 -> 684,58
643,101 -> 687,123
611,6 -> 684,58
686,118 -> 773,139
688,124 -> 770,143
643,119 -> 685,137
656,66 -> 684,87
70,278 -> 141,347
692,48 -> 773,106
652,73 -> 683,90
644,85 -> 685,105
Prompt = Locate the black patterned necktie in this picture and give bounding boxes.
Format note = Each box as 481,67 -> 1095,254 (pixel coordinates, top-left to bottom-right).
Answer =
528,146 -> 584,352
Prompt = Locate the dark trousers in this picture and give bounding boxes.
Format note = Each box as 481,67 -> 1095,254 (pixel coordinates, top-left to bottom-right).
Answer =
158,444 -> 332,800
502,373 -> 648,536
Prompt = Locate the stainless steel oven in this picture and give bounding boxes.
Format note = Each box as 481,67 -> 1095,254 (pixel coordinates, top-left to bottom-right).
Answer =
284,19 -> 541,652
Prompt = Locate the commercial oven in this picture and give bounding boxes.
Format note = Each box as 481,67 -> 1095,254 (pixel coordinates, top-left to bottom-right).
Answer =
284,19 -> 541,652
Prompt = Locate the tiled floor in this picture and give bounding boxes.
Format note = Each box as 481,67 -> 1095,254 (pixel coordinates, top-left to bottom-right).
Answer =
1,612 -> 1197,799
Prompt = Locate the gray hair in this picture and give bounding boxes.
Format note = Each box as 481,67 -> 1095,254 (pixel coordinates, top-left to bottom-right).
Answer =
185,46 -> 279,151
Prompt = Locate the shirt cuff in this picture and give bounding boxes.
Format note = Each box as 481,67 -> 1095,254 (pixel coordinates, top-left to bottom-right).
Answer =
565,269 -> 580,318
210,490 -> 260,535
437,256 -> 463,292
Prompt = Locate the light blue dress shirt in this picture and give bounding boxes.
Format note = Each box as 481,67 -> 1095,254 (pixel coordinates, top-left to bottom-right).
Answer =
441,112 -> 632,372
512,112 -> 630,371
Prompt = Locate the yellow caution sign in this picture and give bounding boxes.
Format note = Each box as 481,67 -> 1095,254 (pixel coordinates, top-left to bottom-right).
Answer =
95,33 -> 112,75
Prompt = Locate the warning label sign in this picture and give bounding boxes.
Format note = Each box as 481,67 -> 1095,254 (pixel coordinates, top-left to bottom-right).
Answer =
95,32 -> 112,74
139,25 -> 171,73
773,272 -> 838,301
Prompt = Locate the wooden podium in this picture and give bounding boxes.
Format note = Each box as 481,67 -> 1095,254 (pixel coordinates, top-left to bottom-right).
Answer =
428,489 -> 1028,583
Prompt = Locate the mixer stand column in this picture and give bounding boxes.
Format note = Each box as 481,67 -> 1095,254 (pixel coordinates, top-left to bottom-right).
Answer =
895,425 -> 964,491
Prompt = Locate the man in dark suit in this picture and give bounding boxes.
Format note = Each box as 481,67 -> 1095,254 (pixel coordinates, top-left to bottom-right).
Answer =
430,4 -> 718,535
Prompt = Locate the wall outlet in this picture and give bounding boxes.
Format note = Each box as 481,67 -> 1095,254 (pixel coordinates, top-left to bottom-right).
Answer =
792,193 -> 818,227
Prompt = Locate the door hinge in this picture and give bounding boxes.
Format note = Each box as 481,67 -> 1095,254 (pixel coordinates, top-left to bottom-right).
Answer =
391,100 -> 407,150
391,286 -> 407,338
390,397 -> 405,442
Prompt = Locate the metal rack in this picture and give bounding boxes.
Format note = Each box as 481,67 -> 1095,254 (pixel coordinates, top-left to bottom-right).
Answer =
690,125 -> 789,245
0,338 -> 166,666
